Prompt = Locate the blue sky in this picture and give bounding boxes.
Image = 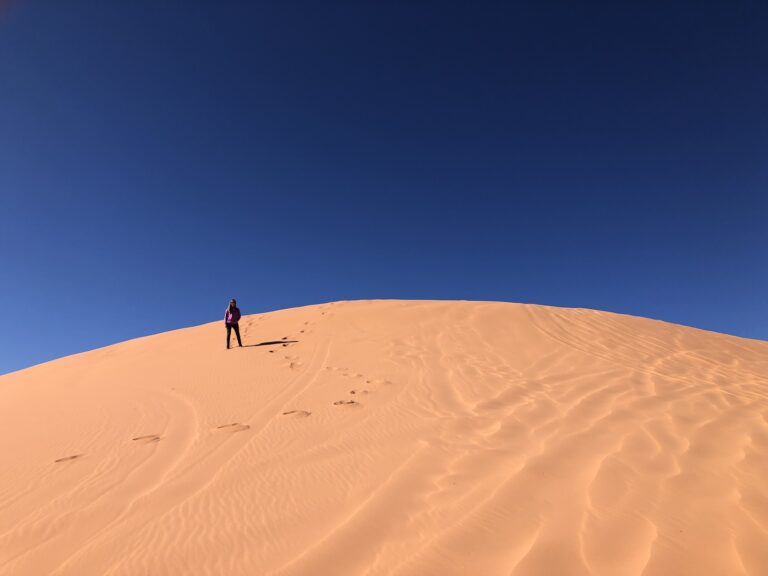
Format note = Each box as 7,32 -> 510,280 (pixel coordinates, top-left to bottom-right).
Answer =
1,1 -> 766,374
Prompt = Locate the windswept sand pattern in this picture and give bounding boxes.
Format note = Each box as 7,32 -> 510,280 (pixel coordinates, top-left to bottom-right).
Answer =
1,300 -> 767,575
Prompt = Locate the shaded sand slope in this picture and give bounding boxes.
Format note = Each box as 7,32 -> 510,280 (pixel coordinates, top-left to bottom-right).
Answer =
1,300 -> 768,575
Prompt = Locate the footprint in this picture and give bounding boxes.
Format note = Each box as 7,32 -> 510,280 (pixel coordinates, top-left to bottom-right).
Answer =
216,423 -> 251,432
132,434 -> 161,443
281,336 -> 288,340
54,454 -> 82,463
269,350 -> 275,354
349,390 -> 369,395
289,362 -> 303,369
282,410 -> 312,418
333,400 -> 359,406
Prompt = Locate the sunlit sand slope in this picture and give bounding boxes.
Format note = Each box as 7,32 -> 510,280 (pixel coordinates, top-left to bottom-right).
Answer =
1,300 -> 767,575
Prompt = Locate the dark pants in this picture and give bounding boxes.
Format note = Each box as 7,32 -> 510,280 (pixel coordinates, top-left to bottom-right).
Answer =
226,323 -> 242,348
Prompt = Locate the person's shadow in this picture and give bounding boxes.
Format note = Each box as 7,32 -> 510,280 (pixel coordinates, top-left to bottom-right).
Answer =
242,340 -> 299,348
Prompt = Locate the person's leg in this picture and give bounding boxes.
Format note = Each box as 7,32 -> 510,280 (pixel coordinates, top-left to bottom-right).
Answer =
233,323 -> 243,347
226,324 -> 232,349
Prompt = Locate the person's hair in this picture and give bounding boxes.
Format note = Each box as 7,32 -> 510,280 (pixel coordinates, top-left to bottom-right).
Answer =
228,299 -> 237,313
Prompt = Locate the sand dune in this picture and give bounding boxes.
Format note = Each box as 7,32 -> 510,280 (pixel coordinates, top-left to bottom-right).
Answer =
1,300 -> 767,575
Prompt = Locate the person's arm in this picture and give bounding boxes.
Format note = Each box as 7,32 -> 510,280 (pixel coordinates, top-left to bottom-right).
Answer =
224,309 -> 229,324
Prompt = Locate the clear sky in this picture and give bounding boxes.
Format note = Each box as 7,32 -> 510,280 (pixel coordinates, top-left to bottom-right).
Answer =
1,1 -> 766,374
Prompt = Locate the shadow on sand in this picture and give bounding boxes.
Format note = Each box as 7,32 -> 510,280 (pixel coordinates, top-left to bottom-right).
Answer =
243,340 -> 299,348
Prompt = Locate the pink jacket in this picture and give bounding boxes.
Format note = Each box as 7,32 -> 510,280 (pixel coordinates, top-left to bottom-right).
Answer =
225,307 -> 241,325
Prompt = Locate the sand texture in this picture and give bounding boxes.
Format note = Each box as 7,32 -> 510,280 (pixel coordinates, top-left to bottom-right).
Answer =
1,300 -> 768,575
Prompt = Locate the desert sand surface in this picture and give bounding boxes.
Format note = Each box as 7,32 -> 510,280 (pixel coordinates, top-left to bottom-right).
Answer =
1,300 -> 768,576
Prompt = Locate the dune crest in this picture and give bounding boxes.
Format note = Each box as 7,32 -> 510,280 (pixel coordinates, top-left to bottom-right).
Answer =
1,300 -> 767,575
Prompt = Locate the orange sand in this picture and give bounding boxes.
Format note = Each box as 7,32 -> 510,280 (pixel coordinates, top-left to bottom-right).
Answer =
1,300 -> 767,575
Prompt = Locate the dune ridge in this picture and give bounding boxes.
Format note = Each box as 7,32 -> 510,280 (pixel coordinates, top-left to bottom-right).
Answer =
1,300 -> 767,575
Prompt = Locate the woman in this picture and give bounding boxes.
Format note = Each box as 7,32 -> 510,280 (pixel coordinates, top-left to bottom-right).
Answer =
224,298 -> 243,349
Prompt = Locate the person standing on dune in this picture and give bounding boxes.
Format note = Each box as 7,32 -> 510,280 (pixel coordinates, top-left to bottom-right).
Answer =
225,299 -> 243,349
